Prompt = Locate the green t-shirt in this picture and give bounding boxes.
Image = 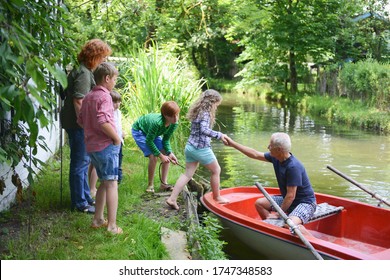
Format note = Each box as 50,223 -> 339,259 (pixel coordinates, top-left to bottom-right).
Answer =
132,113 -> 178,156
60,63 -> 95,129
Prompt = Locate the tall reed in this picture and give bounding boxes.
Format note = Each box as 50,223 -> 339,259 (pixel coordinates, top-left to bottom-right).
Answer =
118,46 -> 206,122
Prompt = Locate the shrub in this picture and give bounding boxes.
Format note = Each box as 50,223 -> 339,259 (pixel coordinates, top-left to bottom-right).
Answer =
339,59 -> 390,111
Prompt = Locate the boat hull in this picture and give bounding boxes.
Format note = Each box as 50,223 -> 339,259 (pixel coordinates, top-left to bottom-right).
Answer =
201,186 -> 390,260
219,216 -> 335,260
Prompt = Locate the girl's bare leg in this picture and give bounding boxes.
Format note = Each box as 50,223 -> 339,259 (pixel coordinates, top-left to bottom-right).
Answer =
166,162 -> 198,210
204,160 -> 229,204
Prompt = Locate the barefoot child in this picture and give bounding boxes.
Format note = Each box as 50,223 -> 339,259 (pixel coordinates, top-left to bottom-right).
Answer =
77,62 -> 122,234
166,89 -> 229,210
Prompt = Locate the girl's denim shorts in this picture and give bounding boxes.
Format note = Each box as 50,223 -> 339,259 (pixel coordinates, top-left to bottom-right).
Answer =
185,144 -> 216,165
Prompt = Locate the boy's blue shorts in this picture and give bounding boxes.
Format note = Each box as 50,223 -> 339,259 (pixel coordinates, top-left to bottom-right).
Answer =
132,128 -> 163,157
89,144 -> 120,181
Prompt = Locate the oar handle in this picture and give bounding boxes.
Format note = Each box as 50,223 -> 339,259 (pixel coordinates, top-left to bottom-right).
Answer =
327,165 -> 390,207
255,182 -> 324,260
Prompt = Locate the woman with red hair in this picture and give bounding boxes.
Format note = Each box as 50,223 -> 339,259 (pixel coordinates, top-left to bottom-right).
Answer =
61,39 -> 112,214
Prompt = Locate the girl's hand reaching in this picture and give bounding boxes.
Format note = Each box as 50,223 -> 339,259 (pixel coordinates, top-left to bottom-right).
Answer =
220,134 -> 229,145
221,134 -> 233,146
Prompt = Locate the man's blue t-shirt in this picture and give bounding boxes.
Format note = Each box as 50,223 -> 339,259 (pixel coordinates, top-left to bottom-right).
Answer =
264,152 -> 316,211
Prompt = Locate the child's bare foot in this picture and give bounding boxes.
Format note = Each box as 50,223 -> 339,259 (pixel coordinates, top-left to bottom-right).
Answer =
108,226 -> 123,235
91,219 -> 108,229
166,199 -> 179,210
214,196 -> 229,204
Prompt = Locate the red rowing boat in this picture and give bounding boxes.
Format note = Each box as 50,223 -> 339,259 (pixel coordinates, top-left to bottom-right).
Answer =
201,186 -> 390,260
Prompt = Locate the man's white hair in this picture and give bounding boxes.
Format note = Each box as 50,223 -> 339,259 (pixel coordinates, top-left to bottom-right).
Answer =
271,132 -> 291,152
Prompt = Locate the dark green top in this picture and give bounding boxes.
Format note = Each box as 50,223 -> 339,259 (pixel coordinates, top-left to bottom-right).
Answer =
60,63 -> 95,129
132,113 -> 178,156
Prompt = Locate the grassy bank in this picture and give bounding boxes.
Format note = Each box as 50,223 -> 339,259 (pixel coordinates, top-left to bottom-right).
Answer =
0,141 -> 190,260
228,81 -> 390,134
298,95 -> 390,134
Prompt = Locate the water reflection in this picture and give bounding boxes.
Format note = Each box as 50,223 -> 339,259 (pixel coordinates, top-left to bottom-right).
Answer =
209,93 -> 390,206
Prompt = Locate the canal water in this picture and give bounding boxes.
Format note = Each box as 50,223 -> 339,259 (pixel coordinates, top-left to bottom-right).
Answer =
202,92 -> 390,259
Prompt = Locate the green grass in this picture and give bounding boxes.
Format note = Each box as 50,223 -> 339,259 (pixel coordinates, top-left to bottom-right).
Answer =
298,95 -> 390,133
0,140 -> 185,260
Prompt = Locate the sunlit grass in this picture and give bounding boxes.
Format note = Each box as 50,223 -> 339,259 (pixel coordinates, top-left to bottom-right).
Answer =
299,95 -> 390,133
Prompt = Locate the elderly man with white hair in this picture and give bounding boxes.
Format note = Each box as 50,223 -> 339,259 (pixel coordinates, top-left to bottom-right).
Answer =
225,132 -> 316,231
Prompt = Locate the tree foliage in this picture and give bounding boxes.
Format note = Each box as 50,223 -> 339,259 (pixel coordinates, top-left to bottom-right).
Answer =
0,0 -> 75,179
226,0 -> 389,93
63,0 -> 154,54
65,0 -> 237,79
1,0 -> 388,183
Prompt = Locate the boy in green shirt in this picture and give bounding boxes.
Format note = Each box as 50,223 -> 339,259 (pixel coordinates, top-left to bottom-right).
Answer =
132,101 -> 180,193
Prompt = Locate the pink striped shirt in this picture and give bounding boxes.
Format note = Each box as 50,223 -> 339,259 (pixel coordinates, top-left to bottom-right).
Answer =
77,85 -> 117,153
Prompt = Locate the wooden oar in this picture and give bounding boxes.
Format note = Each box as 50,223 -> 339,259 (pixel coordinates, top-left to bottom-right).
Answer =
255,182 -> 324,260
327,165 -> 390,208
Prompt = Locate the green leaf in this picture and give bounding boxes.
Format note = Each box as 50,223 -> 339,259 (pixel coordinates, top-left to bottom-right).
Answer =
10,0 -> 25,7
37,110 -> 49,128
43,61 -> 68,89
26,59 -> 47,91
26,83 -> 50,110
21,96 -> 35,123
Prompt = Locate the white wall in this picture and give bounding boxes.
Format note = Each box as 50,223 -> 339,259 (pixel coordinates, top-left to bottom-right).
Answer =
0,114 -> 63,212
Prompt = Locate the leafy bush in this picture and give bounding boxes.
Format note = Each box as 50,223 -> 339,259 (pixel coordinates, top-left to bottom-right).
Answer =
0,1 -> 73,173
189,213 -> 227,260
339,59 -> 390,111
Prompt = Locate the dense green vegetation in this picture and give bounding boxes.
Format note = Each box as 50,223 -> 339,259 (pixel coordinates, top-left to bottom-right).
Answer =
1,0 -> 389,260
1,0 -> 389,176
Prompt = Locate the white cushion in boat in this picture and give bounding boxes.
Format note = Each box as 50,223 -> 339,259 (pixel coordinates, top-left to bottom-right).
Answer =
310,203 -> 344,221
263,203 -> 344,227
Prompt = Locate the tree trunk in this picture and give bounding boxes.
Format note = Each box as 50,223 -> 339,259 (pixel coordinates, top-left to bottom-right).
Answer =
289,50 -> 298,93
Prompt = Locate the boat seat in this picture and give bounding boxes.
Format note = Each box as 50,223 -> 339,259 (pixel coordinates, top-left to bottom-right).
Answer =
309,203 -> 344,222
263,202 -> 344,227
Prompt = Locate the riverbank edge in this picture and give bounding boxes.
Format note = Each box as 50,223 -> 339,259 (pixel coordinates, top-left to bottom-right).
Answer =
229,87 -> 390,134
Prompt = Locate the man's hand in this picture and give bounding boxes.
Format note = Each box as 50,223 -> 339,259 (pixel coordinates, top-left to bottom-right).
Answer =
223,135 -> 233,146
